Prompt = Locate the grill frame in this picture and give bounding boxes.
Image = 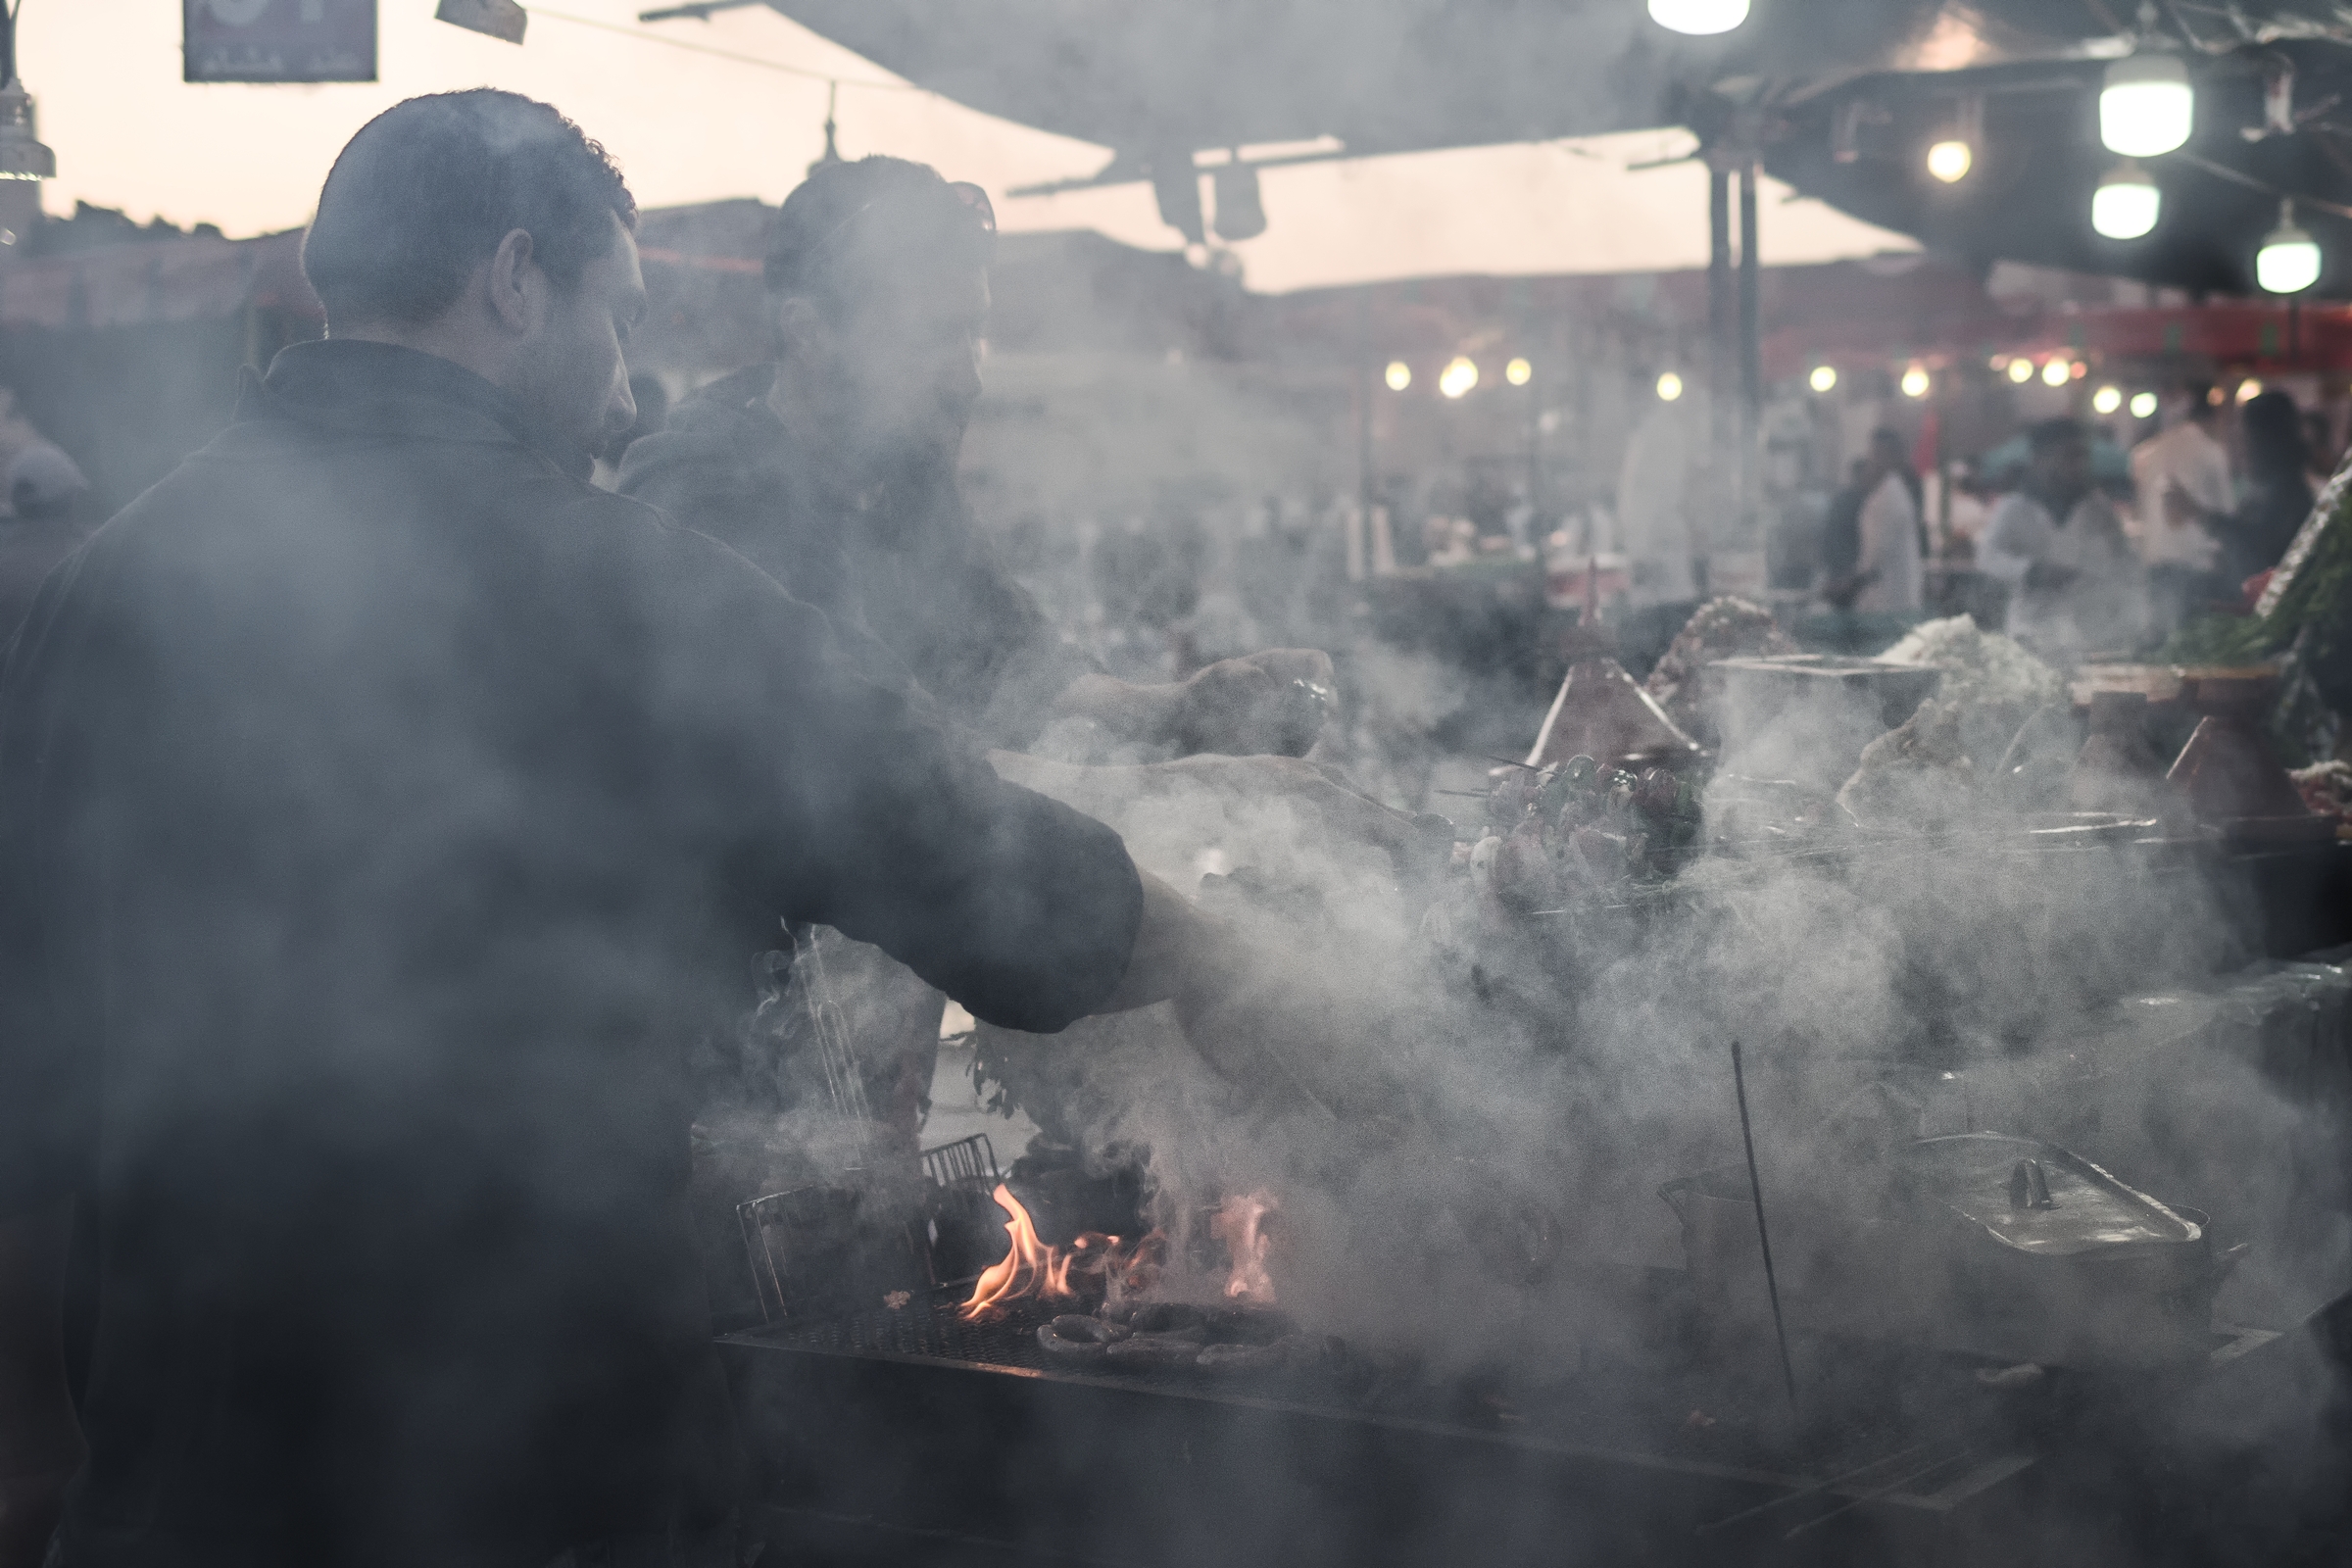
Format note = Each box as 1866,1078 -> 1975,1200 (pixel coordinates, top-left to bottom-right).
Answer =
716,1269 -> 2082,1568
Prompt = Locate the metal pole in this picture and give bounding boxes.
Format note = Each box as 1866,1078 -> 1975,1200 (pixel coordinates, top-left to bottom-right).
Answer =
1355,292 -> 1376,528
1738,158 -> 1762,553
1708,163 -> 1733,450
1730,1039 -> 1799,1410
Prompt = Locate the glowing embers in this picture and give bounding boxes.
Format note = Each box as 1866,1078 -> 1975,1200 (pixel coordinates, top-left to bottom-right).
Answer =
958,1184 -> 1162,1321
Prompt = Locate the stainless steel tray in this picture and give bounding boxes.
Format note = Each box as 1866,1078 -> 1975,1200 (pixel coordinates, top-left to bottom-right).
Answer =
1662,1133 -> 2224,1368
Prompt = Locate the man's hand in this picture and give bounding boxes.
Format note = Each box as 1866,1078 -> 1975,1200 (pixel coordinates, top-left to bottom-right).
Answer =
1168,651 -> 1336,758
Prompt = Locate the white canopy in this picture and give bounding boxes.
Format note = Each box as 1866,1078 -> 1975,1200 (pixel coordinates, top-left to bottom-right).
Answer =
27,1 -> 1912,293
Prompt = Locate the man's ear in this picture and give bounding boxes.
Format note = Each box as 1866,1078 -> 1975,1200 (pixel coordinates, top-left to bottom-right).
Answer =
483,227 -> 542,336
773,295 -> 828,364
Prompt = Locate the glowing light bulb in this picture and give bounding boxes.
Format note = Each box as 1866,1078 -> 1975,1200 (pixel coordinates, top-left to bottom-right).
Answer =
2092,385 -> 2123,415
1385,361 -> 1411,392
1900,366 -> 1931,399
2101,54 -> 2193,159
1505,357 -> 1533,386
2257,203 -> 2322,295
1439,357 -> 1480,399
1646,0 -> 1749,36
2130,391 -> 2159,418
1926,140 -> 1972,183
2008,358 -> 2035,384
2042,358 -> 2072,388
2092,162 -> 2160,240
2237,378 -> 2264,403
1808,365 -> 1838,393
1655,370 -> 1685,402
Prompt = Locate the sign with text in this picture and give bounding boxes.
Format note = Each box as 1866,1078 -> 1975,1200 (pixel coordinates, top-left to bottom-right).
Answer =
184,0 -> 377,83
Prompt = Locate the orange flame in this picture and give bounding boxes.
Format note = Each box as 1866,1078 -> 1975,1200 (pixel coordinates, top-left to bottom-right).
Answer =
958,1184 -> 1164,1321
1210,1191 -> 1279,1302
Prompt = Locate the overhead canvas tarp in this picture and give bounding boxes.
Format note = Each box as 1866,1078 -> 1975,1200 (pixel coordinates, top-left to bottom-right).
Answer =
22,4 -> 1907,297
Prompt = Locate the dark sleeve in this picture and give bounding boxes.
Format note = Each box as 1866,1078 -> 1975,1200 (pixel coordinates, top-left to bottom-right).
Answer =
0,549 -> 106,1215
638,520 -> 1141,1034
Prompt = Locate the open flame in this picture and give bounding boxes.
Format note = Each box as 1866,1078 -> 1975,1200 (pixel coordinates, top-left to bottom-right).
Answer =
1211,1191 -> 1279,1302
958,1184 -> 1161,1321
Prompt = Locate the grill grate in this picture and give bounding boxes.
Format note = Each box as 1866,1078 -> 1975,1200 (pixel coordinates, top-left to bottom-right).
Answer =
764,1293 -> 1078,1371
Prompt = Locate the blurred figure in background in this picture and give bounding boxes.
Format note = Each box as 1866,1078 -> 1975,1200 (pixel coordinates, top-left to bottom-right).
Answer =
0,389 -> 92,647
1979,417 -> 2144,663
2302,406 -> 2341,493
2132,381 -> 2230,638
1822,427 -> 1923,615
2168,389 -> 2313,592
1612,376 -> 1702,609
1819,456 -> 1869,589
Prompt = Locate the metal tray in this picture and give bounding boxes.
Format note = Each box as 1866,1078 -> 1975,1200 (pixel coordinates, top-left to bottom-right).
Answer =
1661,1133 -> 2223,1368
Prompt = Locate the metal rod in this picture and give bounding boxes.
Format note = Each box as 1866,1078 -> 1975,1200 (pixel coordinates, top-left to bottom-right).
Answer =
1738,160 -> 1762,422
1695,1442 -> 1933,1535
1730,1038 -> 1798,1409
1783,1446 -> 1976,1540
1736,158 -> 1762,564
1708,163 -> 1734,469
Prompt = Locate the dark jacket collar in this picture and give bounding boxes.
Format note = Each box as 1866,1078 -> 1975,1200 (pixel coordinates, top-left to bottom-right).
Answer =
245,338 -> 596,483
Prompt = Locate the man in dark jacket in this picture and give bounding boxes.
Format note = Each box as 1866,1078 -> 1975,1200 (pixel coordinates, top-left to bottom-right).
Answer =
0,91 -> 1243,1568
616,159 -> 1436,1152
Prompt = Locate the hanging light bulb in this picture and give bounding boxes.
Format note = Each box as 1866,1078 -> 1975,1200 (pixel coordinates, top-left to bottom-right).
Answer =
2091,161 -> 2161,240
1384,361 -> 1412,392
1926,140 -> 1972,183
1646,0 -> 1749,36
1808,365 -> 1838,393
2008,358 -> 2035,384
1655,370 -> 1685,402
1439,356 -> 1480,399
1900,366 -> 1931,399
2130,391 -> 2159,418
2042,358 -> 2073,388
2101,53 -> 2194,159
2256,201 -> 2322,295
1505,357 -> 1533,386
2092,385 -> 2124,415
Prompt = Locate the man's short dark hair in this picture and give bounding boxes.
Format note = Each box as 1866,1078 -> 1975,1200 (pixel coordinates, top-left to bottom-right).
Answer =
303,90 -> 637,326
2182,381 -> 2218,417
2027,416 -> 2088,457
763,155 -> 990,313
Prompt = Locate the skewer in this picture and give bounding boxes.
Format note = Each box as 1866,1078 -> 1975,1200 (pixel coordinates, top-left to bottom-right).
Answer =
1483,755 -> 1540,770
1731,1038 -> 1798,1410
1782,1446 -> 1977,1540
1694,1442 -> 1934,1535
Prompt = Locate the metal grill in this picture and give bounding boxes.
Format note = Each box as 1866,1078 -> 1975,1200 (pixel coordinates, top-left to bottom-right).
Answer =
760,1291 -> 1073,1369
920,1132 -> 1000,1190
